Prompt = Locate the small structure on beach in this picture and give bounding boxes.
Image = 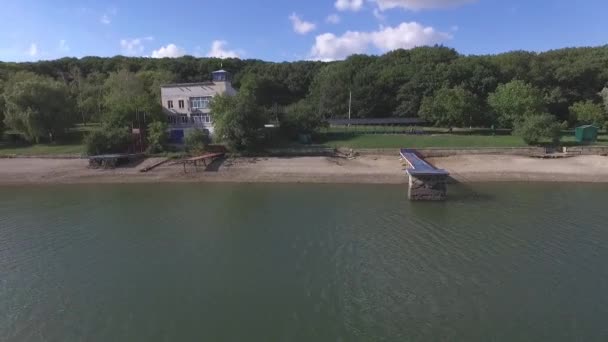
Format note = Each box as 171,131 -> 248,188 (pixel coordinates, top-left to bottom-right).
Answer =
575,125 -> 598,143
178,152 -> 226,173
400,149 -> 449,201
88,154 -> 144,169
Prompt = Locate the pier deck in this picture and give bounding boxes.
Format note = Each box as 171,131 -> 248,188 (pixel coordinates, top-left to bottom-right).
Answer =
400,149 -> 449,201
180,152 -> 225,173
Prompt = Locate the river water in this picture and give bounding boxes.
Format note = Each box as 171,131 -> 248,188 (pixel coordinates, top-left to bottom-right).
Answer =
1,183 -> 608,341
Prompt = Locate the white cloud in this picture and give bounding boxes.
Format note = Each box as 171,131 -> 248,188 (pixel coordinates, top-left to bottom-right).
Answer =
59,40 -> 70,53
289,13 -> 316,35
152,44 -> 186,58
100,7 -> 117,24
310,22 -> 451,61
310,32 -> 368,61
373,8 -> 386,20
374,0 -> 476,11
28,43 -> 38,57
335,0 -> 364,11
207,40 -> 240,59
326,14 -> 341,24
120,36 -> 153,56
100,14 -> 111,24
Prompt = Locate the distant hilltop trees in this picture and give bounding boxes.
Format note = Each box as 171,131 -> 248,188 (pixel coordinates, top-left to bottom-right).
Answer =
1,45 -> 608,144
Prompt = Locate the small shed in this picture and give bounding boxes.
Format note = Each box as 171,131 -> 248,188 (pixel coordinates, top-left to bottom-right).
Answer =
575,125 -> 598,143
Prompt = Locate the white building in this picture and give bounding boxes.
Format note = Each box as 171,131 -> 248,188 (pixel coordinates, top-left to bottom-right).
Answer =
161,70 -> 236,142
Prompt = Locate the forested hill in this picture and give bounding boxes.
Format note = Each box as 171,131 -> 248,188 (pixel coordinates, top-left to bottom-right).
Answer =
1,45 -> 608,123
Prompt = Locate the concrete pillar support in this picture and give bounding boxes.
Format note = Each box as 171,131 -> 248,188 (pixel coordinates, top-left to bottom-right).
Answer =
408,174 -> 448,201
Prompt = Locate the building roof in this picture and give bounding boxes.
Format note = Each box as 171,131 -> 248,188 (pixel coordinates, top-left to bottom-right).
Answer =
160,82 -> 215,88
328,118 -> 426,125
212,69 -> 230,73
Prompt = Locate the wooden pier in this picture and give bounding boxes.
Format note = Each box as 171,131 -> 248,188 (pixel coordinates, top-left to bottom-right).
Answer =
179,152 -> 225,173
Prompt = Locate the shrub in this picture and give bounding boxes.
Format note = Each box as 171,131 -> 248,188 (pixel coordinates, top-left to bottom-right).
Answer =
281,100 -> 325,138
146,121 -> 169,154
84,126 -> 132,156
514,114 -> 563,145
185,129 -> 210,153
569,100 -> 606,127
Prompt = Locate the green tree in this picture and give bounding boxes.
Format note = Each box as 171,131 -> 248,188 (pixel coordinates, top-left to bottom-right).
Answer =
184,129 -> 210,153
137,70 -> 176,105
600,87 -> 608,114
418,86 -> 482,129
211,79 -> 268,151
487,80 -> 546,128
3,72 -> 76,142
78,71 -> 106,124
281,99 -> 325,137
569,100 -> 606,127
514,114 -> 563,145
84,125 -> 132,155
146,121 -> 169,154
0,79 -> 5,137
102,69 -> 162,127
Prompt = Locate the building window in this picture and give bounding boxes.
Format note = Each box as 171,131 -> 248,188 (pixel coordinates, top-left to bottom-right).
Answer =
178,114 -> 188,124
178,100 -> 185,109
192,114 -> 212,124
167,100 -> 174,109
190,97 -> 212,110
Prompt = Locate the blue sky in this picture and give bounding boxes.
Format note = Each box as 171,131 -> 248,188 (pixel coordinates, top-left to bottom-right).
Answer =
1,0 -> 607,62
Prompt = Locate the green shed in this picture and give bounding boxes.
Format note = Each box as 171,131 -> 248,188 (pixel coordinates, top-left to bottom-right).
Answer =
575,125 -> 598,143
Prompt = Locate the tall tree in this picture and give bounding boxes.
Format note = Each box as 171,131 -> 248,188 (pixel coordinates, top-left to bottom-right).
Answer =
69,66 -> 88,125
418,86 -> 483,129
487,80 -> 546,128
80,72 -> 106,123
136,70 -> 176,105
211,78 -> 268,151
3,72 -> 76,142
102,69 -> 161,127
0,79 -> 5,137
600,87 -> 608,114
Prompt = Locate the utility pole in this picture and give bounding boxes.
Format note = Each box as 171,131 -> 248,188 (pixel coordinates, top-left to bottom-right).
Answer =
348,90 -> 352,121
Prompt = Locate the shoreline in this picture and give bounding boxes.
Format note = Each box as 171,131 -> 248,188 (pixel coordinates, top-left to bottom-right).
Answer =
1,154 -> 608,186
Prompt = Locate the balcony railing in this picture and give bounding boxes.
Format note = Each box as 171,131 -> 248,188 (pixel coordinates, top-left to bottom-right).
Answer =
168,114 -> 212,129
168,121 -> 212,129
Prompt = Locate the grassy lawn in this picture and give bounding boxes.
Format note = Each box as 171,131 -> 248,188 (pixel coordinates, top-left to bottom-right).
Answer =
317,131 -> 608,149
0,142 -> 85,156
319,133 -> 528,149
0,125 -> 97,156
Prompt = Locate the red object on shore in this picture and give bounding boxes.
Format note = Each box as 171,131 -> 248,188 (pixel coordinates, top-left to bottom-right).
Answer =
181,153 -> 226,173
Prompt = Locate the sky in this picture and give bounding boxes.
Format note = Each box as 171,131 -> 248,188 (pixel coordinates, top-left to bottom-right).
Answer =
0,0 -> 607,62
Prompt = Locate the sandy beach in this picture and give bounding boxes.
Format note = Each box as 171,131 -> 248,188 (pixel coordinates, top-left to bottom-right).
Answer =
1,154 -> 608,185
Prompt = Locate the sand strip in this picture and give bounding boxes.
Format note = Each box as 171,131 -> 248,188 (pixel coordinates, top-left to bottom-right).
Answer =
1,154 -> 608,185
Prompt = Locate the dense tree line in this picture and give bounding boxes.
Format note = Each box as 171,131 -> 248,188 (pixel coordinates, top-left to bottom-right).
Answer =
1,45 -> 608,147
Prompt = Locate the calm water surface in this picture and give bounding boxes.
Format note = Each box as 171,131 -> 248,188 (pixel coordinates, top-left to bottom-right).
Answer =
1,183 -> 608,341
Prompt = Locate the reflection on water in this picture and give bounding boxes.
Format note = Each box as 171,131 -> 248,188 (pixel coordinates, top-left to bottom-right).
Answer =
1,183 -> 608,341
